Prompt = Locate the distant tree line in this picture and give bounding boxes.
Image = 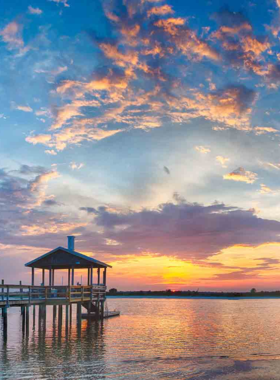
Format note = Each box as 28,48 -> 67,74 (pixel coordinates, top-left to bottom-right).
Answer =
107,288 -> 280,298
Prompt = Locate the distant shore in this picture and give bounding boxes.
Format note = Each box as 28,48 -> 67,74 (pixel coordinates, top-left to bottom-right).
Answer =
106,290 -> 280,299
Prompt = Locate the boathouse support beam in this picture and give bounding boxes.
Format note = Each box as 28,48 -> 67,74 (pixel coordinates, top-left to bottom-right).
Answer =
42,269 -> 45,286
49,268 -> 52,286
68,268 -> 71,286
71,267 -> 74,286
97,268 -> 100,285
103,268 -> 107,286
31,267 -> 34,286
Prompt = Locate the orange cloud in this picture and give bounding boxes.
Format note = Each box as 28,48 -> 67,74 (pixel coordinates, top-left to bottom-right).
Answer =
147,5 -> 174,17
20,222 -> 86,236
26,134 -> 52,145
27,125 -> 123,152
255,126 -> 278,135
154,17 -> 185,36
30,171 -> 60,193
168,85 -> 256,131
241,35 -> 270,56
223,167 -> 258,184
50,103 -> 84,130
100,43 -> 139,67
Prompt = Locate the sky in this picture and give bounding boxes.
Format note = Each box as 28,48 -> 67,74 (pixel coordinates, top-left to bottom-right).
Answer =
2,0 -> 280,291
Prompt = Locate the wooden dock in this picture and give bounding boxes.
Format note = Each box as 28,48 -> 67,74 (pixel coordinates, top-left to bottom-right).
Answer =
0,284 -> 106,307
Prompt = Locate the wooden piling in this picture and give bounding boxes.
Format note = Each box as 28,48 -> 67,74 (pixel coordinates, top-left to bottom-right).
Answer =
26,306 -> 29,336
2,307 -> 7,342
1,280 -> 4,302
77,302 -> 82,324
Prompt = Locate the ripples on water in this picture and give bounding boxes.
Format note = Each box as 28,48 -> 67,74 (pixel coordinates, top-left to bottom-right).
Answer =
1,298 -> 280,379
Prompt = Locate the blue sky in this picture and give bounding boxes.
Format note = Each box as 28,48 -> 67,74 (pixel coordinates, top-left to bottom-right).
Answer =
2,0 -> 280,290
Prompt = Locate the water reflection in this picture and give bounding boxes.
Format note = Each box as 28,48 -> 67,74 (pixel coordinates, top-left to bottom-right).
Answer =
1,299 -> 280,379
0,305 -> 106,379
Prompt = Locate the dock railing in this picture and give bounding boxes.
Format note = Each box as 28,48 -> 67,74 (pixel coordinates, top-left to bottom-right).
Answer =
0,284 -> 106,307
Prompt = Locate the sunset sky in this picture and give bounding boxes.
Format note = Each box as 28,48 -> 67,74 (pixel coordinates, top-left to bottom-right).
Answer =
2,0 -> 280,291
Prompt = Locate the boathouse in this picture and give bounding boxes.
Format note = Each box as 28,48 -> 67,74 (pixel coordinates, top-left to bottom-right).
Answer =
25,236 -> 111,288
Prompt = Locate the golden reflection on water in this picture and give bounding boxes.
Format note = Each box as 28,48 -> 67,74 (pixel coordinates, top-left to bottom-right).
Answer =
1,298 -> 280,379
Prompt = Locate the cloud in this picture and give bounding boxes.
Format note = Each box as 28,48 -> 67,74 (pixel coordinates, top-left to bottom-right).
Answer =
25,1 -> 266,154
70,162 -> 84,170
49,0 -> 70,7
147,5 -> 174,17
195,146 -> 211,154
45,149 -> 57,155
216,156 -> 230,168
223,167 -> 258,184
0,165 -> 59,214
254,126 -> 278,135
0,21 -> 24,50
18,165 -> 46,175
260,184 -> 275,194
211,8 -> 270,76
20,222 -> 85,236
169,85 -> 257,131
28,6 -> 43,15
26,134 -> 52,145
26,125 -> 122,151
81,199 -> 280,260
15,105 -> 33,113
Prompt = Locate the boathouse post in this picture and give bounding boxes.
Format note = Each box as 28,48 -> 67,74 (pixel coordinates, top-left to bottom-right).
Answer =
68,268 -> 71,286
71,266 -> 75,285
103,268 -> 107,286
90,266 -> 93,285
97,268 -> 100,285
42,269 -> 45,286
49,267 -> 52,286
31,267 -> 34,286
19,281 -> 23,300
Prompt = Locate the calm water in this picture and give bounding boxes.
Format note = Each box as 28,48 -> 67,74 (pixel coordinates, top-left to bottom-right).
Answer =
1,298 -> 280,379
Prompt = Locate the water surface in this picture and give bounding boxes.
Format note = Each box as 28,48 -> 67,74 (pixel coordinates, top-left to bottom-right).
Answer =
1,298 -> 280,379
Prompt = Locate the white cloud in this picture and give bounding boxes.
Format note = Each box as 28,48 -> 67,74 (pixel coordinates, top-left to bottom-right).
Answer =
49,0 -> 70,7
70,162 -> 84,170
28,6 -> 43,15
45,150 -> 57,156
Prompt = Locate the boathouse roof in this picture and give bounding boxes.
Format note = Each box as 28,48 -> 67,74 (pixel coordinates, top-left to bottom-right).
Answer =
25,237 -> 111,269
